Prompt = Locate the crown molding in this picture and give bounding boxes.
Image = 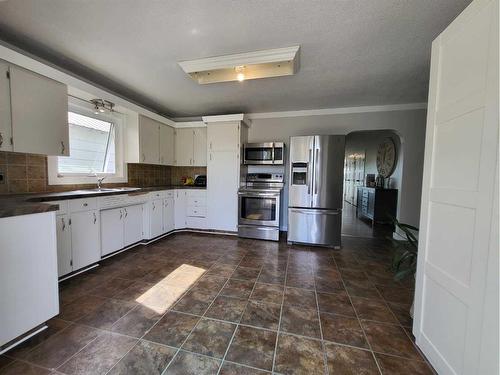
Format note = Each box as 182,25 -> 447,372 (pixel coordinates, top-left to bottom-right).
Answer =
202,113 -> 251,127
174,121 -> 206,128
179,46 -> 300,73
246,103 -> 427,119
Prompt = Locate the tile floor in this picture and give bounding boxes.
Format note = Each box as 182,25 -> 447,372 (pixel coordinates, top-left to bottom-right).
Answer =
0,233 -> 434,375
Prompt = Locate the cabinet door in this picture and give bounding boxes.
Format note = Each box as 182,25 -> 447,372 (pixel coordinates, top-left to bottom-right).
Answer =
56,214 -> 72,277
101,207 -> 124,256
139,115 -> 160,164
150,199 -> 163,238
175,128 -> 194,166
160,125 -> 175,165
174,190 -> 187,229
0,62 -> 12,152
207,122 -> 239,152
193,127 -> 207,166
9,66 -> 69,156
71,210 -> 100,270
207,151 -> 239,231
163,198 -> 175,233
124,204 -> 143,246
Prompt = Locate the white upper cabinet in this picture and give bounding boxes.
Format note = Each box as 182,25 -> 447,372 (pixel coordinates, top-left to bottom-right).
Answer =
193,127 -> 207,166
207,122 -> 240,152
0,61 -> 11,152
174,126 -> 207,166
9,65 -> 69,156
175,128 -> 194,166
139,115 -> 160,164
160,124 -> 175,165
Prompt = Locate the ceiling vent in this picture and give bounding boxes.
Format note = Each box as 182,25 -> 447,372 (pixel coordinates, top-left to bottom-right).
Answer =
178,46 -> 300,84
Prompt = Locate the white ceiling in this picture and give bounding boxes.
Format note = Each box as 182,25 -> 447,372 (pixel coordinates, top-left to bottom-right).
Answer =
0,0 -> 470,117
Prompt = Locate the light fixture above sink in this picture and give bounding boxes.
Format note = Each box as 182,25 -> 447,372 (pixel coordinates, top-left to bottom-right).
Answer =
178,46 -> 300,84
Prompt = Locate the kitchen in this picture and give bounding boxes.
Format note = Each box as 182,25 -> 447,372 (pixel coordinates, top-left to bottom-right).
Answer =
0,1 -> 497,375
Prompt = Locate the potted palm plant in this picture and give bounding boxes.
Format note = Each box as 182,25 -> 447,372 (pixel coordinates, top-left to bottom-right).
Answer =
390,219 -> 419,317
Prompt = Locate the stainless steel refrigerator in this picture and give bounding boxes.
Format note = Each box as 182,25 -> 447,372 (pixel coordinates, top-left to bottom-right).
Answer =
287,135 -> 345,248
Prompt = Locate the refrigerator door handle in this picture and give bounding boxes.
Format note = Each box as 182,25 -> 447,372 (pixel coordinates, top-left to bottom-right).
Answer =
290,208 -> 341,215
307,148 -> 312,195
314,148 -> 319,195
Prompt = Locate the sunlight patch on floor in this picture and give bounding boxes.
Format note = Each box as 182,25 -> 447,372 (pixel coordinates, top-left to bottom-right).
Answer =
135,264 -> 206,314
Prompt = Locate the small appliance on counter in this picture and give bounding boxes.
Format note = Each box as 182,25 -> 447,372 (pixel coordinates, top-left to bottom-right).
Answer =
238,173 -> 284,241
194,175 -> 207,187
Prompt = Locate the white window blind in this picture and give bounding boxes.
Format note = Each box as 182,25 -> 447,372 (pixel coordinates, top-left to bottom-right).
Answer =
58,112 -> 116,174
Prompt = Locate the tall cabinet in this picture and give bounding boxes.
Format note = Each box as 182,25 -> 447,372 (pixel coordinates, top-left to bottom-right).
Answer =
203,114 -> 248,232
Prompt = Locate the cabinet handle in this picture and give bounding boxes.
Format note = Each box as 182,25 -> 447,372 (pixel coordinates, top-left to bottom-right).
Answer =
93,212 -> 97,224
142,153 -> 146,162
124,208 -> 128,218
152,203 -> 155,210
210,141 -> 212,149
83,203 -> 88,207
61,217 -> 66,231
61,141 -> 65,155
210,153 -> 212,161
0,132 -> 3,147
119,210 -> 123,219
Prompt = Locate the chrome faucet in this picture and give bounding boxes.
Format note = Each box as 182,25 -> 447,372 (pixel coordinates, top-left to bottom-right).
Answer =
97,177 -> 106,189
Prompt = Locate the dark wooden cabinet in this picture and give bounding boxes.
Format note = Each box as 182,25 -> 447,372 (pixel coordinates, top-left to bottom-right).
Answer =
356,187 -> 398,226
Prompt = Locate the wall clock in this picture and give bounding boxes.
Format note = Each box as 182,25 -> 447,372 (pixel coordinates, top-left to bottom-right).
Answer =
376,138 -> 397,178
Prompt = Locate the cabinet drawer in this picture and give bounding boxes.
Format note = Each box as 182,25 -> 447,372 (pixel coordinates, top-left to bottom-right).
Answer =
186,190 -> 206,198
69,197 -> 97,212
165,190 -> 174,198
186,216 -> 207,229
50,200 -> 68,215
187,196 -> 206,207
187,205 -> 206,217
149,191 -> 167,199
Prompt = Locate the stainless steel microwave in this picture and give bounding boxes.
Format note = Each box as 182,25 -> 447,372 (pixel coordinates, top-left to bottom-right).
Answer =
243,142 -> 284,165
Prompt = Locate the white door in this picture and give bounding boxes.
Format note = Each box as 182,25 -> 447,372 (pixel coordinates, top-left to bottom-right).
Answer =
163,197 -> 175,233
207,151 -> 239,232
139,115 -> 160,164
100,207 -> 124,256
160,124 -> 175,165
124,204 -> 143,246
0,61 -> 12,152
175,128 -> 194,166
150,199 -> 163,238
71,210 -> 100,270
414,1 -> 499,374
207,122 -> 239,152
9,66 -> 69,156
56,214 -> 72,276
174,190 -> 187,229
193,127 -> 207,166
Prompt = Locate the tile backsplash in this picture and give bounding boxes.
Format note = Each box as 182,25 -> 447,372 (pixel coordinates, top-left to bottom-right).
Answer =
0,151 -> 207,195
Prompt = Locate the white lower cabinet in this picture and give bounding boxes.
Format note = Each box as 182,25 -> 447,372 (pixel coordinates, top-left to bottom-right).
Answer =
56,214 -> 72,277
101,207 -> 125,256
150,198 -> 163,238
123,205 -> 144,246
71,210 -> 100,271
163,197 -> 174,233
174,190 -> 187,229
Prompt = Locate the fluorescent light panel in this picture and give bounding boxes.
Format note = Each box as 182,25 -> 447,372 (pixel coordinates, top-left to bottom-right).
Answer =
178,46 -> 300,84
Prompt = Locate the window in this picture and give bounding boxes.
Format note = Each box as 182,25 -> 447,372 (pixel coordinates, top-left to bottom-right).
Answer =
58,112 -> 116,175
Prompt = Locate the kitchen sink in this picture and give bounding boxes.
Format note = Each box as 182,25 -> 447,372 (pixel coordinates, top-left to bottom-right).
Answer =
83,187 -> 142,193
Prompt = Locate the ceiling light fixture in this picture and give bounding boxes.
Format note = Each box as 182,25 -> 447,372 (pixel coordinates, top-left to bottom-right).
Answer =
178,46 -> 300,84
90,99 -> 115,114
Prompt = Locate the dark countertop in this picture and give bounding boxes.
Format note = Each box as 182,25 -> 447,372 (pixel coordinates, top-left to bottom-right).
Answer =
0,185 -> 206,218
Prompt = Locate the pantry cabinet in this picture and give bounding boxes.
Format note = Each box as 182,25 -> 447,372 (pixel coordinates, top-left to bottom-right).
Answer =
174,127 -> 207,166
0,61 -> 69,155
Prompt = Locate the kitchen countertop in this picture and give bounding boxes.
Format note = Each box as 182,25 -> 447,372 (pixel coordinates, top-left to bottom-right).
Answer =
0,185 -> 206,218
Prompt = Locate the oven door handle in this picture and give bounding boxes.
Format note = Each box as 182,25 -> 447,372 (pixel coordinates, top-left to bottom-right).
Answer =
238,192 -> 280,197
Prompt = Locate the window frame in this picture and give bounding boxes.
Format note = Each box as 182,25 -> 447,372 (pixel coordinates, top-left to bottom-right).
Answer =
47,98 -> 127,185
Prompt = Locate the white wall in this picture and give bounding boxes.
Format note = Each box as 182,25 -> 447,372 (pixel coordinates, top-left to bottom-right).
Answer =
247,109 -> 426,230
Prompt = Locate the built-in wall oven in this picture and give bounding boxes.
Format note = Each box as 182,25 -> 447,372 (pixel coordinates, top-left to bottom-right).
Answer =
238,173 -> 284,241
243,142 -> 284,165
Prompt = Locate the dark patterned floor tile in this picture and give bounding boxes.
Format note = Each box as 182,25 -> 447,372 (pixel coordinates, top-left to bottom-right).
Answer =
387,302 -> 413,327
351,297 -> 398,323
204,295 -> 247,323
281,305 -> 321,339
173,290 -> 215,315
324,342 -> 379,375
221,279 -> 255,299
231,267 -> 261,282
376,285 -> 414,305
375,353 -> 434,375
108,340 -> 176,375
24,324 -> 100,369
111,305 -> 163,337
240,301 -> 281,330
165,351 -> 221,375
0,361 -> 52,375
257,270 -> 285,285
283,287 -> 317,308
219,361 -> 268,374
206,263 -> 237,278
317,291 -> 356,316
191,275 -> 227,294
225,326 -> 276,371
182,318 -> 236,359
144,311 -> 200,347
249,283 -> 283,304
274,333 -> 325,374
78,299 -> 137,329
88,277 -> 135,298
57,295 -> 107,322
112,281 -> 156,303
320,312 -> 368,348
362,321 -> 422,359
